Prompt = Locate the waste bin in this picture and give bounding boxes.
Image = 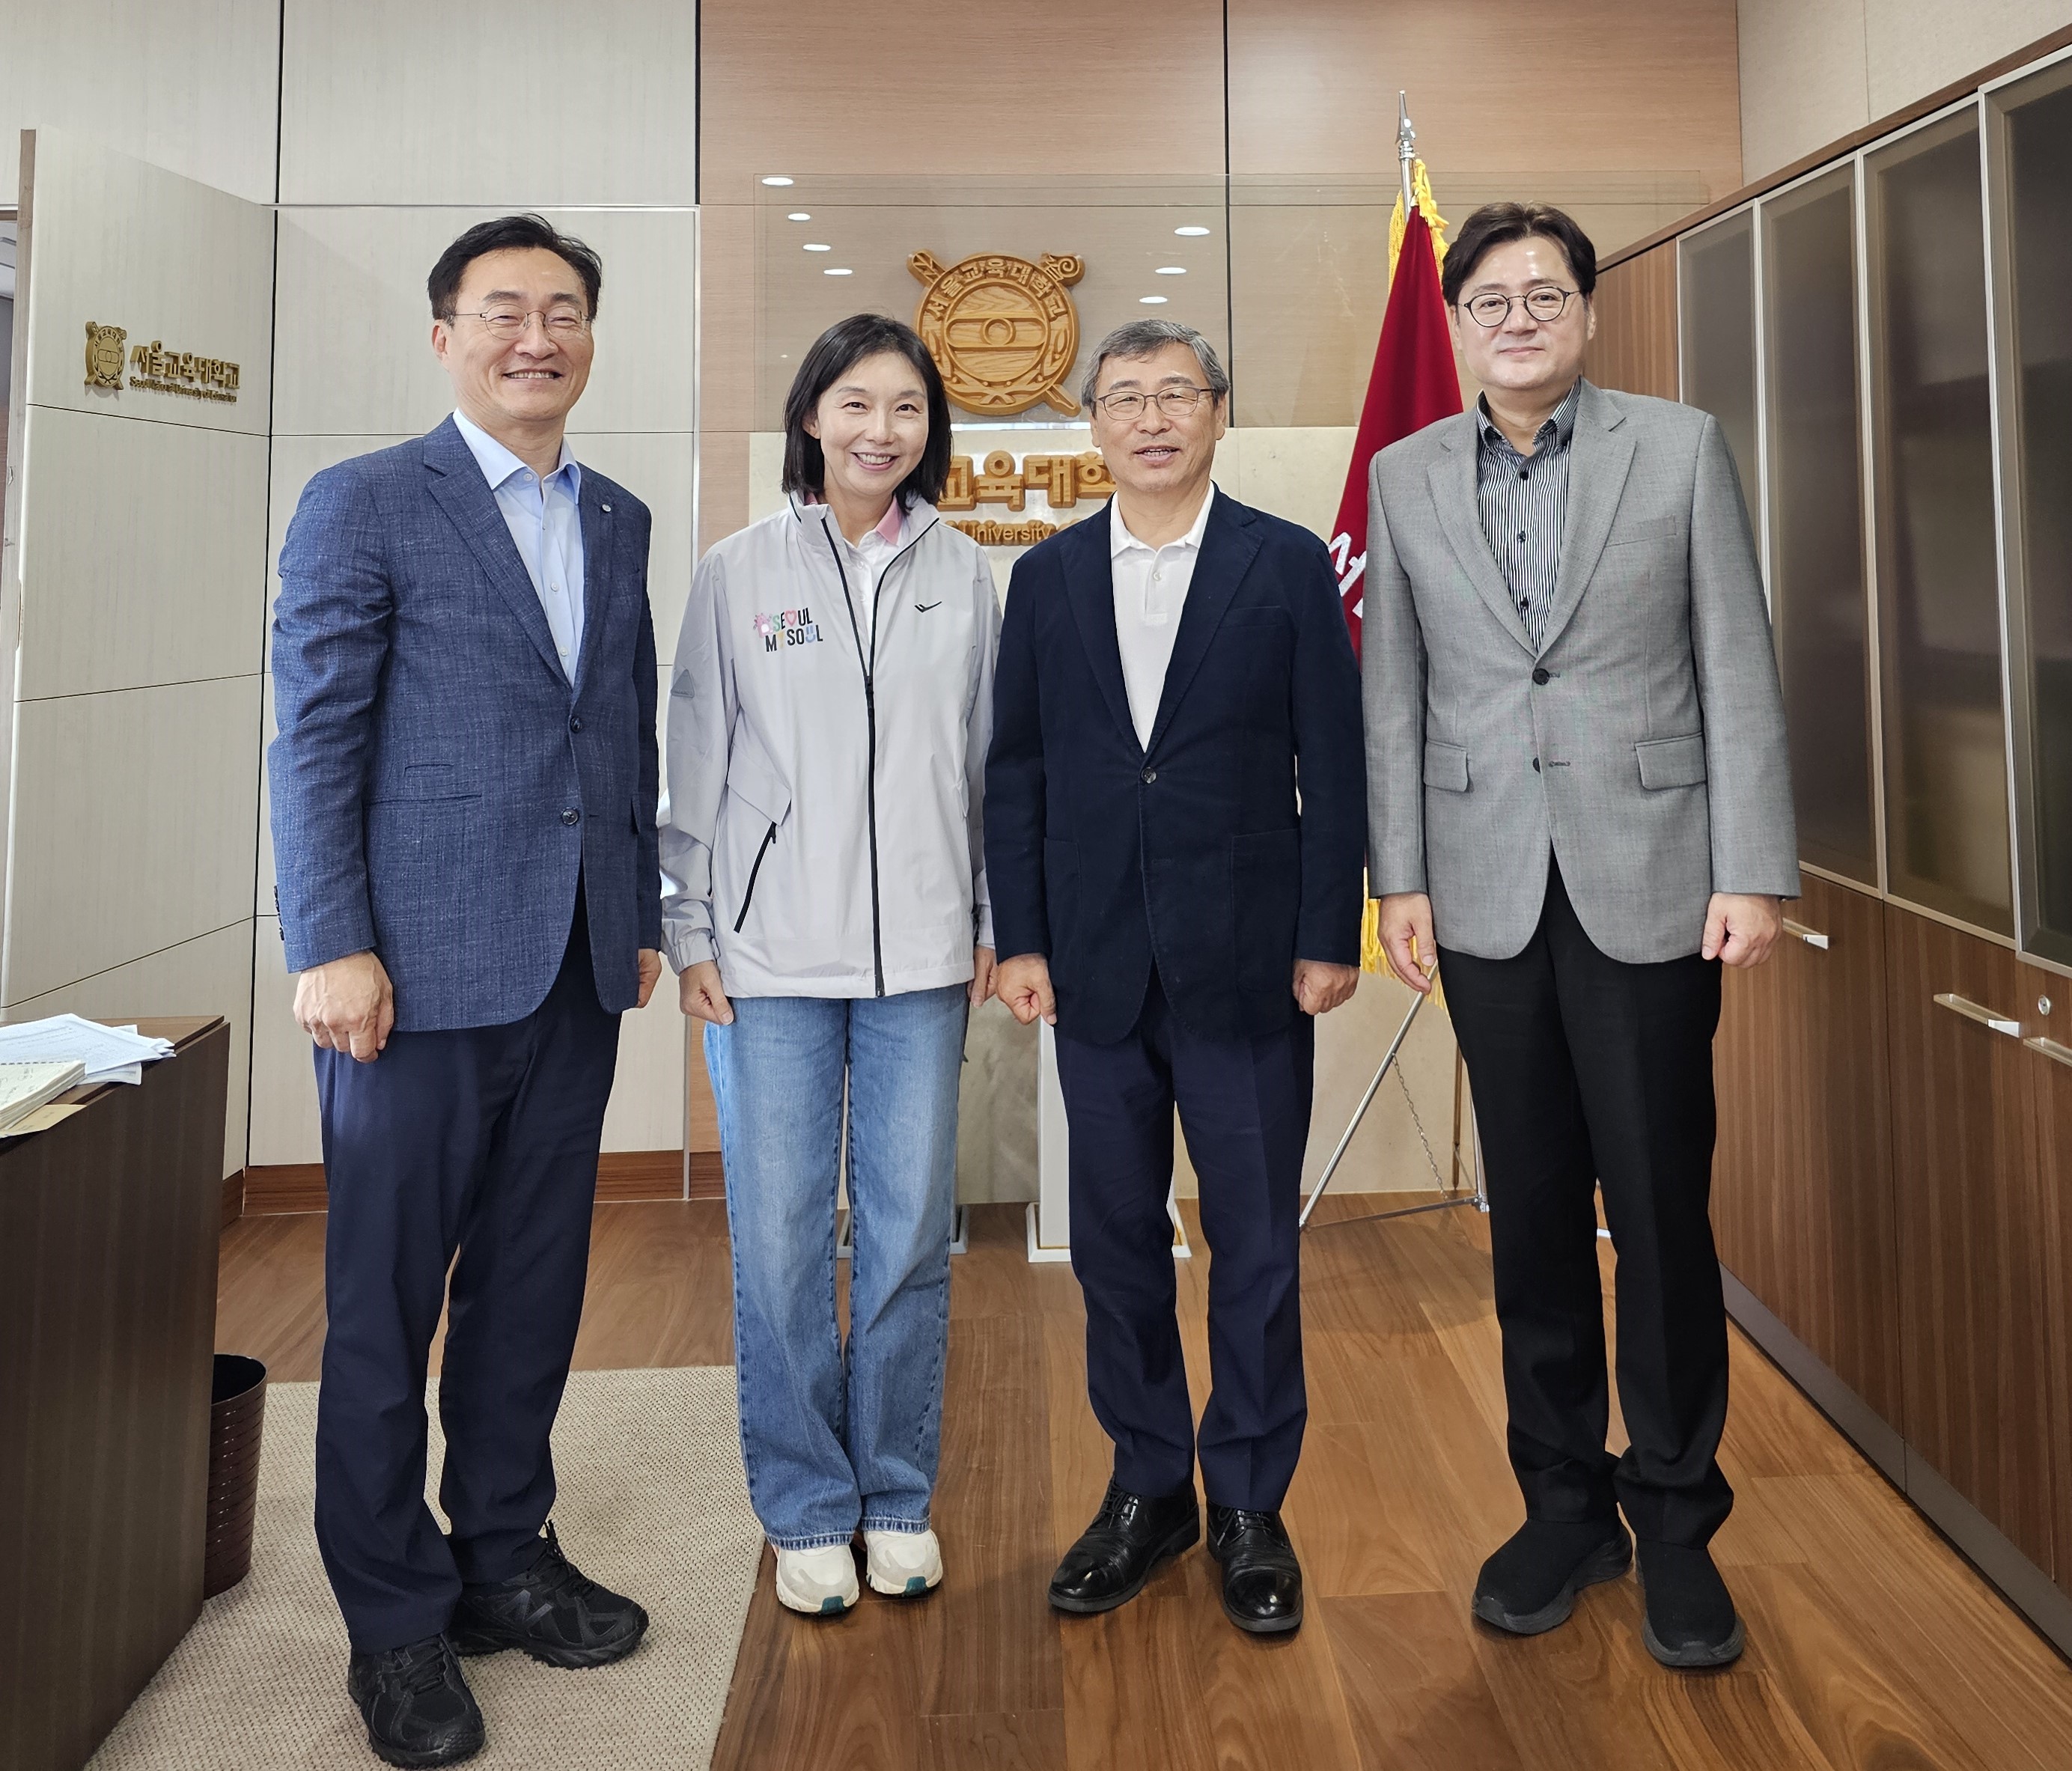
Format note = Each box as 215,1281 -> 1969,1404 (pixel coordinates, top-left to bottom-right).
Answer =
203,1354 -> 267,1599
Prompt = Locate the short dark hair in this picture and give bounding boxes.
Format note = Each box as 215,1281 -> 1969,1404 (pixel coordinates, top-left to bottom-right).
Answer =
1440,203 -> 1597,308
428,213 -> 604,320
781,314 -> 952,510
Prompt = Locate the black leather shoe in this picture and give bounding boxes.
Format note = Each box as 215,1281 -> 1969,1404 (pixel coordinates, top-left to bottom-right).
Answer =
1472,1517 -> 1632,1636
1049,1479 -> 1200,1615
449,1522 -> 650,1669
1205,1505 -> 1304,1635
346,1636 -> 484,1769
1636,1540 -> 1746,1668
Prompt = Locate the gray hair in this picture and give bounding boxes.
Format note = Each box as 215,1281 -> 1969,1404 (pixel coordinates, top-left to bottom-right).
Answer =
1079,319 -> 1231,412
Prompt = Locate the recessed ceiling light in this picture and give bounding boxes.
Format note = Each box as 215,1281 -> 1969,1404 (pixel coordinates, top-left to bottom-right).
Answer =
1139,294 -> 1168,305
825,267 -> 853,275
761,175 -> 794,186
804,243 -> 832,252
1155,266 -> 1186,275
1174,225 -> 1210,237
787,212 -> 811,222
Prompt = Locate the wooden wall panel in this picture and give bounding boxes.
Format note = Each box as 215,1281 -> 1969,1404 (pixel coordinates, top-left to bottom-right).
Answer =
1588,243 -> 1681,401
1711,906 -> 1788,1303
1886,904 -> 2055,1572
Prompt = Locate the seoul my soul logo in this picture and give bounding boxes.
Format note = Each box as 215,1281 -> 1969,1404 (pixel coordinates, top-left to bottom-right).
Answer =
754,608 -> 823,653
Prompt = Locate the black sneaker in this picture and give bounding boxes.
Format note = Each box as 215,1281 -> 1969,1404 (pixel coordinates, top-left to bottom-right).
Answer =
345,1635 -> 484,1769
1636,1540 -> 1746,1668
448,1522 -> 650,1669
1472,1517 -> 1632,1635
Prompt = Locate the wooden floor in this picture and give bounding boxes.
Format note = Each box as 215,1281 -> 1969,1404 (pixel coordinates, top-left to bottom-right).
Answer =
216,1196 -> 2072,1770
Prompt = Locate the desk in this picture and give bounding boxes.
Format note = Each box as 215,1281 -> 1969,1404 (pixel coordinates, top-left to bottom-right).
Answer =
0,1018 -> 229,1771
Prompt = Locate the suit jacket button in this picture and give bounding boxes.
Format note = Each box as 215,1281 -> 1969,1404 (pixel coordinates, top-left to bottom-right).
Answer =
1532,666 -> 1550,685
561,808 -> 581,826
569,715 -> 583,733
1141,767 -> 1157,784
1532,757 -> 1541,772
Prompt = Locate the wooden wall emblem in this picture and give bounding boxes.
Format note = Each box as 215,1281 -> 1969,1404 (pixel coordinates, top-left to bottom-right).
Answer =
909,250 -> 1085,417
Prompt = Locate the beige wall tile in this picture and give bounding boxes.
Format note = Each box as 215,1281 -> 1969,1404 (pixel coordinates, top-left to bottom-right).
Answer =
0,1 -> 279,205
13,403 -> 266,698
248,913 -> 320,1166
1865,0 -> 2071,118
272,207 -> 695,437
601,981 -> 686,1154
278,0 -> 695,207
1737,0 -> 1872,181
7,918 -> 258,1177
17,129 -> 273,433
4,674 -> 261,1003
1227,425 -> 1358,539
567,433 -> 699,653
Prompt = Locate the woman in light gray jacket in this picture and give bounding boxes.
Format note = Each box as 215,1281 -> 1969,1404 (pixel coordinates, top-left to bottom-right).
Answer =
662,314 -> 998,1617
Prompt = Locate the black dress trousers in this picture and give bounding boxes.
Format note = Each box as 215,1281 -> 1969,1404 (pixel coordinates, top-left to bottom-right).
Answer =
1439,859 -> 1732,1549
1052,966 -> 1314,1513
312,883 -> 621,1651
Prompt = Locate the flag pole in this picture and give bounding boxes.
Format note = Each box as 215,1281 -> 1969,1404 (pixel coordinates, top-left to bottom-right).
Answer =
1398,91 -> 1416,222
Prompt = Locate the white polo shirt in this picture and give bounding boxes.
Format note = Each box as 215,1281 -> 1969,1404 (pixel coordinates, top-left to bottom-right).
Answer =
1110,484 -> 1216,750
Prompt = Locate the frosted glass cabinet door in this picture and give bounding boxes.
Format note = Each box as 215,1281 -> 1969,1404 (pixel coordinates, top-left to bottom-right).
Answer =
1868,110 -> 2012,936
1762,168 -> 1877,886
1679,210 -> 1758,539
1994,63 -> 2072,965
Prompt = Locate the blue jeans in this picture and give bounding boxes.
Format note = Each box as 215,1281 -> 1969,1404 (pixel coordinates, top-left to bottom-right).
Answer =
705,984 -> 966,1548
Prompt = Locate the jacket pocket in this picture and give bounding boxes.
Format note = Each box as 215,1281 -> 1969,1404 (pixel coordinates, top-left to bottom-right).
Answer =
1605,515 -> 1681,548
725,733 -> 793,828
733,821 -> 778,933
366,762 -> 480,804
1636,734 -> 1708,790
1423,741 -> 1470,793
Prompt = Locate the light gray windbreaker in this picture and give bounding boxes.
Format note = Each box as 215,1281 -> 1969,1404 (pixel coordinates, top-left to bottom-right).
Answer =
660,497 -> 999,998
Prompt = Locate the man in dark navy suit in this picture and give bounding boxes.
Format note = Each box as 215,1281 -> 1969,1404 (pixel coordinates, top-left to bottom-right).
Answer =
987,320 -> 1365,1636
271,215 -> 659,1767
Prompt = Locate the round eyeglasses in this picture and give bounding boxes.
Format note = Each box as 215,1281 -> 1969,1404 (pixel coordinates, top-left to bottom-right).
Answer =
1461,287 -> 1578,329
1094,385 -> 1216,419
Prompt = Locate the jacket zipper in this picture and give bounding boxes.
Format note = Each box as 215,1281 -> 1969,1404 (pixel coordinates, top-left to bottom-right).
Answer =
732,821 -> 777,933
820,513 -> 938,998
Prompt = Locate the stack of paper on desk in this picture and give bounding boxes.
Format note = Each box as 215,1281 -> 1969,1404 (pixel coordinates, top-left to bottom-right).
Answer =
0,1013 -> 177,1086
0,1060 -> 87,1133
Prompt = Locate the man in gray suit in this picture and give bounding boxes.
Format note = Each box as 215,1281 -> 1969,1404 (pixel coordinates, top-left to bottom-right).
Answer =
1363,202 -> 1796,1669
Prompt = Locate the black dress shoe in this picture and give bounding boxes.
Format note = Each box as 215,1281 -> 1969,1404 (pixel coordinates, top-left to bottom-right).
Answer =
1204,1505 -> 1303,1635
448,1522 -> 649,1669
346,1635 -> 484,1769
1472,1517 -> 1632,1636
1049,1479 -> 1200,1615
1636,1540 -> 1746,1668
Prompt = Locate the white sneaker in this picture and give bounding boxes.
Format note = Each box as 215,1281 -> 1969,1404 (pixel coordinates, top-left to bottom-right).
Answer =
863,1527 -> 944,1598
773,1543 -> 859,1616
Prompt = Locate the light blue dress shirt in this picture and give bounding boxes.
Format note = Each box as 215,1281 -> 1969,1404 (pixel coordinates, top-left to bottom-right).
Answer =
451,409 -> 586,680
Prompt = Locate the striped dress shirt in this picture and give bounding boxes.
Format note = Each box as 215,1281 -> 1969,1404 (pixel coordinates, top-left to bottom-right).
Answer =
1474,380 -> 1580,653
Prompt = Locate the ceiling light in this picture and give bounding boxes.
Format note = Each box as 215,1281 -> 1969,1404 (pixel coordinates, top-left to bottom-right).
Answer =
1139,294 -> 1168,305
787,212 -> 811,222
761,175 -> 794,186
1155,266 -> 1186,275
1174,225 -> 1210,237
825,267 -> 853,276
804,243 -> 832,252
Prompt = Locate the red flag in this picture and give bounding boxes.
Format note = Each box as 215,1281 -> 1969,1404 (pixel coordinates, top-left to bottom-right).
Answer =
1329,207 -> 1462,660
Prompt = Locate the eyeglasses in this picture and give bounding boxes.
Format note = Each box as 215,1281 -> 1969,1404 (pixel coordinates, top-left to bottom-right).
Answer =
445,306 -> 593,339
1460,287 -> 1579,329
1094,385 -> 1217,419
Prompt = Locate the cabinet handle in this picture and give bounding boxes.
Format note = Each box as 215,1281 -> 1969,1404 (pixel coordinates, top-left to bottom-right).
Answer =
1934,993 -> 2021,1037
1782,918 -> 1829,949
2024,1035 -> 2072,1070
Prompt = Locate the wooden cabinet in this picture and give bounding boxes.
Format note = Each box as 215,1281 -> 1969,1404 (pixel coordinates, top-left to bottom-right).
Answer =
1716,877 -> 1900,1423
2019,967 -> 2072,1596
1886,906 -> 2056,1575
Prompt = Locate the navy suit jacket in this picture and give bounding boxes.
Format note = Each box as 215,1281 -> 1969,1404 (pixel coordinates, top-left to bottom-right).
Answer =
269,417 -> 661,1032
985,490 -> 1365,1046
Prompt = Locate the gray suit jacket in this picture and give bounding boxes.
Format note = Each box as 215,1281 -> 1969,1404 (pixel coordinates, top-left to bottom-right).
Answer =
1362,380 -> 1797,964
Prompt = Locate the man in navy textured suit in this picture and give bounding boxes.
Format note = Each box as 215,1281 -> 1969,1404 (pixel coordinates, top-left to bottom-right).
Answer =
270,215 -> 659,1768
987,320 -> 1365,1637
